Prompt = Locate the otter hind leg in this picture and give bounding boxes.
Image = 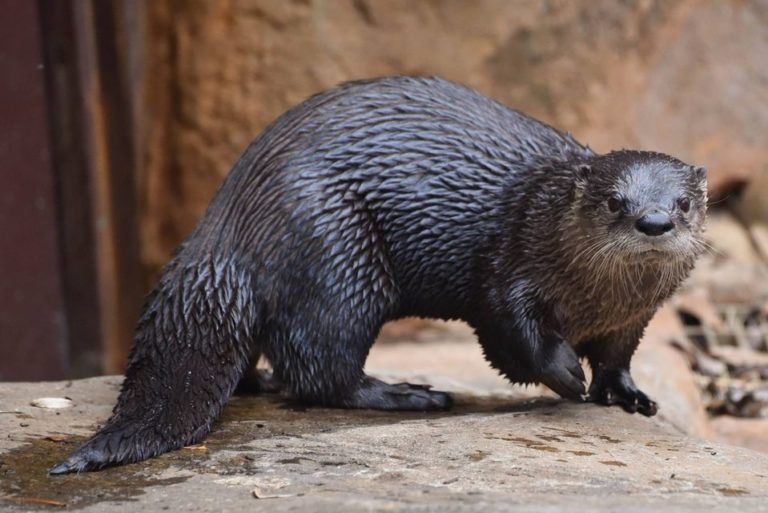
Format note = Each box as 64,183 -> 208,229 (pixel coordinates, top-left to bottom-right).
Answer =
270,324 -> 453,412
268,294 -> 452,411
342,376 -> 453,411
263,228 -> 454,410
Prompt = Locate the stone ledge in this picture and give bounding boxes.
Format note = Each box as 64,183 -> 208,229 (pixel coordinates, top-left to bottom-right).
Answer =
1,337 -> 767,512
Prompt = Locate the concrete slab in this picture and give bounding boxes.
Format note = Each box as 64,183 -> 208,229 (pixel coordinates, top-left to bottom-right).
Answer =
1,337 -> 767,512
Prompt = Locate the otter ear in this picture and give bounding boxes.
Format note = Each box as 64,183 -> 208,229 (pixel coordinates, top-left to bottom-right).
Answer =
694,166 -> 707,181
573,164 -> 592,186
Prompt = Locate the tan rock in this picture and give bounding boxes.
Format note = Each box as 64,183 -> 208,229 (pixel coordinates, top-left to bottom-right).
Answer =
711,416 -> 768,454
738,168 -> 768,226
704,211 -> 761,264
750,223 -> 768,264
138,0 -> 768,282
2,374 -> 768,512
686,254 -> 768,305
636,328 -> 713,438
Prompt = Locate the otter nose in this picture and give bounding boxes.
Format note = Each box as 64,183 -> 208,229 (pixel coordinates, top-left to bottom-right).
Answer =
635,212 -> 674,236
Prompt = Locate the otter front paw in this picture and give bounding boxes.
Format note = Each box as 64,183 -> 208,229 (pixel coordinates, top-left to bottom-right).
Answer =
588,368 -> 658,416
537,341 -> 587,401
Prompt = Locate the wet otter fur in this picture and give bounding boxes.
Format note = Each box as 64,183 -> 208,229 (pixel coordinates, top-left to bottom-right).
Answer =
52,76 -> 707,474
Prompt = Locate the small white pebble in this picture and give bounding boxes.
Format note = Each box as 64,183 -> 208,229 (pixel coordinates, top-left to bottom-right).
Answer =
30,397 -> 73,409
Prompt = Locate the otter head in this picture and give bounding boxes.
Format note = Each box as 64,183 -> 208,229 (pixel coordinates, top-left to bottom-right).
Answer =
571,150 -> 707,263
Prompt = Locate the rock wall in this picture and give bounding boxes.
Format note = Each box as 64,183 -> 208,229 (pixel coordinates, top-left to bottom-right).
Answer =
139,0 -> 768,282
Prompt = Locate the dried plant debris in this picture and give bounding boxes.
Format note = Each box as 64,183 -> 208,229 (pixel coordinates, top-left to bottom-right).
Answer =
704,379 -> 768,418
676,300 -> 768,419
679,303 -> 768,352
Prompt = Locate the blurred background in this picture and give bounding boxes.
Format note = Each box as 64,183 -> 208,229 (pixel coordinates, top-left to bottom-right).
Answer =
1,0 -> 767,420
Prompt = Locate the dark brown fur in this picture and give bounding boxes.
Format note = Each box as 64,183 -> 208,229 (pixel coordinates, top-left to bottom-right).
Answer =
52,77 -> 707,474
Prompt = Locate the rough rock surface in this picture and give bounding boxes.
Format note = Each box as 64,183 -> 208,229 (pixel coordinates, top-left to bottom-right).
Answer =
2,333 -> 767,512
139,0 -> 768,283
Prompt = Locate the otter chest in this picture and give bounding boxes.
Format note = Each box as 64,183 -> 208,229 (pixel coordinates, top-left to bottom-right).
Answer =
553,272 -> 666,343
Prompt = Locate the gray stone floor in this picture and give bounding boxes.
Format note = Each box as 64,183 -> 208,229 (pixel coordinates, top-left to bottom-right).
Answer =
1,333 -> 767,512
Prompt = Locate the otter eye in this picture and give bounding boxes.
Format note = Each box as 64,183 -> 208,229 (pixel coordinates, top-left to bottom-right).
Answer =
607,196 -> 623,213
678,197 -> 691,213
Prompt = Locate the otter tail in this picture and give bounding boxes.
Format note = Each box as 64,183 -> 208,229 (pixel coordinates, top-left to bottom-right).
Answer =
50,257 -> 258,474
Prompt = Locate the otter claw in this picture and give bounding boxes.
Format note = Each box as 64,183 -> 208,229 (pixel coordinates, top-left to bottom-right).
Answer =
538,341 -> 586,400
588,368 -> 658,417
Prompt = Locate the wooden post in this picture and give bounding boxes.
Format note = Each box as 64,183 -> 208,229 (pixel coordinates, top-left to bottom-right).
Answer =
0,0 -> 69,380
0,0 -> 145,379
45,0 -> 145,375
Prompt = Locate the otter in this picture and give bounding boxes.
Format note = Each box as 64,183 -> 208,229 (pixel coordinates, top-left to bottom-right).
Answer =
51,76 -> 707,474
